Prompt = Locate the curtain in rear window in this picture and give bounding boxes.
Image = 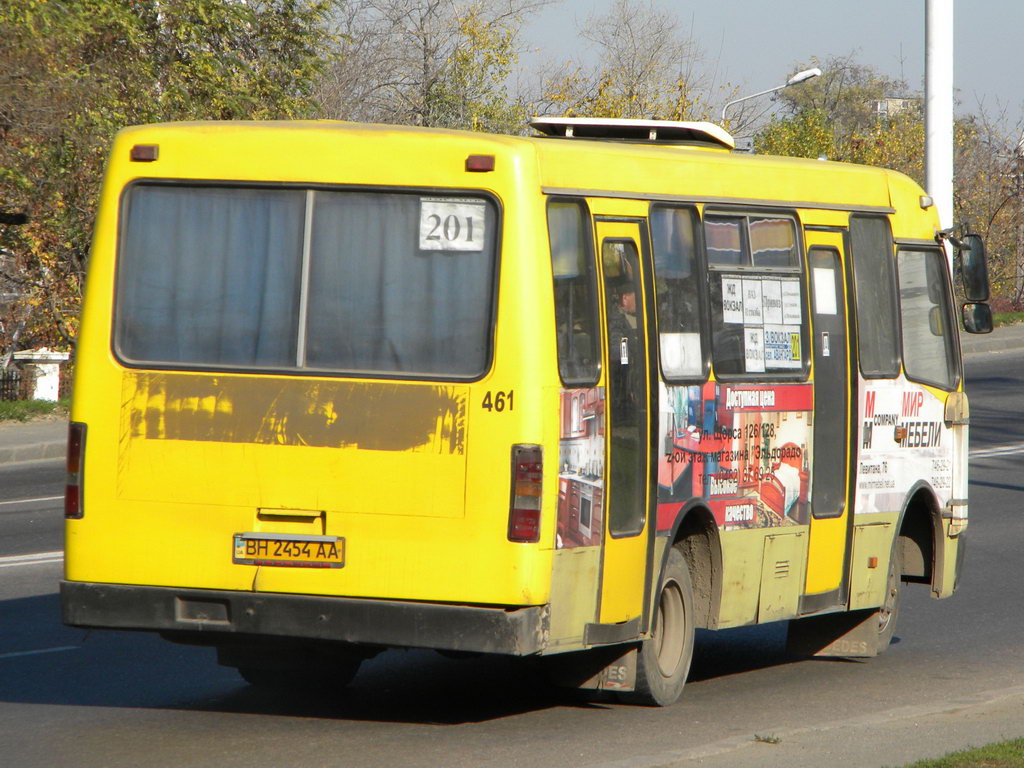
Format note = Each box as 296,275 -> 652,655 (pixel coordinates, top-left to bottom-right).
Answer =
117,185 -> 303,367
116,184 -> 498,378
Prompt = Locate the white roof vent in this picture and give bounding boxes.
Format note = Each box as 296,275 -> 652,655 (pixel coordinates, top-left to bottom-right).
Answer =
530,117 -> 735,150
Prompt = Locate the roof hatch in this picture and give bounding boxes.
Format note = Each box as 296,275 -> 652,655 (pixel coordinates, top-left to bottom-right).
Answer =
530,117 -> 735,150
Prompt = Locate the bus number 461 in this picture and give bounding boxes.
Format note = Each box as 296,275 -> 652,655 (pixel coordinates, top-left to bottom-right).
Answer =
482,390 -> 514,412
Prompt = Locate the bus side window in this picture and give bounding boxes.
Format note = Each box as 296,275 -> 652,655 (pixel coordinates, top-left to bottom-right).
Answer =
548,199 -> 600,385
704,212 -> 806,378
650,205 -> 706,380
897,248 -> 960,390
704,215 -> 745,266
849,215 -> 900,377
749,215 -> 799,268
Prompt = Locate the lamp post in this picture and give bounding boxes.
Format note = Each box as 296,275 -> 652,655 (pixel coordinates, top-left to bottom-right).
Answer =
1016,131 -> 1024,301
926,0 -> 954,272
720,68 -> 822,125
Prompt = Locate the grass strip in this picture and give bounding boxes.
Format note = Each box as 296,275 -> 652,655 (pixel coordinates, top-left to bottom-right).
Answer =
0,398 -> 69,422
893,738 -> 1024,767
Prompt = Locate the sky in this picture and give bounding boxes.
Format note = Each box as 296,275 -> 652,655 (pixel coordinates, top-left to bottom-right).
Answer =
522,0 -> 1023,134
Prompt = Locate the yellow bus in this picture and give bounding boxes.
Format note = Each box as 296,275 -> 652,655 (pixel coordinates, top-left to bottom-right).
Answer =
62,117 -> 991,705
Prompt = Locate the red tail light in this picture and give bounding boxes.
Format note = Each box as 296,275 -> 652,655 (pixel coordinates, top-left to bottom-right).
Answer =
130,144 -> 159,162
465,154 -> 495,172
65,422 -> 86,519
508,444 -> 542,543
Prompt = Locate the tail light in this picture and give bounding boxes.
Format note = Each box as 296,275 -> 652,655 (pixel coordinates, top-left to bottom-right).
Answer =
65,422 -> 86,519
508,444 -> 542,542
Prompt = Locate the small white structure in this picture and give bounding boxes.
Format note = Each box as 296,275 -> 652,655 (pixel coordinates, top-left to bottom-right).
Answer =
11,347 -> 70,401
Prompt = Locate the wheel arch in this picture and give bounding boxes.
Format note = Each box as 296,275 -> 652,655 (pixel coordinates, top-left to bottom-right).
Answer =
660,501 -> 723,630
895,480 -> 944,588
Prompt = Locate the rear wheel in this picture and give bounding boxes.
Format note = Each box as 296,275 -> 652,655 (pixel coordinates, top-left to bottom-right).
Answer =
619,545 -> 695,706
237,656 -> 362,691
222,642 -> 364,692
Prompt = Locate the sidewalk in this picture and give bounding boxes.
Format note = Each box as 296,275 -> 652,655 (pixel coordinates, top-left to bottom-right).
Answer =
658,682 -> 1024,768
0,419 -> 67,465
959,320 -> 1024,356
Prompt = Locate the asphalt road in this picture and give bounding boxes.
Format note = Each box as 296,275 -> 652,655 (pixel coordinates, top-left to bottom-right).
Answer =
0,459 -> 64,558
1,349 -> 1023,767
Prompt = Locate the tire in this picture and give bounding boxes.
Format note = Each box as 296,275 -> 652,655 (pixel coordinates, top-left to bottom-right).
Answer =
876,544 -> 902,653
619,545 -> 695,706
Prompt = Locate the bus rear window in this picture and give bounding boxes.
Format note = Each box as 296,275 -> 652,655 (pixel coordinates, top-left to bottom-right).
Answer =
115,184 -> 498,378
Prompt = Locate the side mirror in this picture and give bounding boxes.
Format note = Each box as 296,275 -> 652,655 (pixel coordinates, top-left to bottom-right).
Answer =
961,302 -> 993,334
959,234 -> 989,302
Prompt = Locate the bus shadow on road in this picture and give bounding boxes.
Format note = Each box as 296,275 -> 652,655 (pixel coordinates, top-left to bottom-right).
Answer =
0,593 -> 593,724
1,592 -> 873,725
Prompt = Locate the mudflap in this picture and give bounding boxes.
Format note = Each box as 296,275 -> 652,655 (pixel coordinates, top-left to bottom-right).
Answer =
786,608 -> 880,658
543,646 -> 638,692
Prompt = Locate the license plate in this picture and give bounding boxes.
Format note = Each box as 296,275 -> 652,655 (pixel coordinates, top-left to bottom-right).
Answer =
233,533 -> 345,568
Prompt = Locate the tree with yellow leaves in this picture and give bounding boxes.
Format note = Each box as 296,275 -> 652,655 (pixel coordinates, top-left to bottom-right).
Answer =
754,55 -> 1024,308
754,56 -> 924,180
0,0 -> 337,358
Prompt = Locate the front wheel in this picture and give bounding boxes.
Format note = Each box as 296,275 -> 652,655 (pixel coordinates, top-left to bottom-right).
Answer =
619,545 -> 695,706
876,544 -> 902,653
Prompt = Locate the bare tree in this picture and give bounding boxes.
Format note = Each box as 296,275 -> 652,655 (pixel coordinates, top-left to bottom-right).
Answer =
535,0 -> 729,122
317,0 -> 549,132
953,111 -> 1024,306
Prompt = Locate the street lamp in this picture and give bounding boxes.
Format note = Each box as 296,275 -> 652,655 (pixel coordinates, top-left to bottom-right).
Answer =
720,67 -> 822,124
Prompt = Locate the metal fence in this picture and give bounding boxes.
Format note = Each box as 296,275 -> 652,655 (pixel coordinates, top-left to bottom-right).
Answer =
0,365 -> 73,401
60,365 -> 73,400
0,367 -> 34,401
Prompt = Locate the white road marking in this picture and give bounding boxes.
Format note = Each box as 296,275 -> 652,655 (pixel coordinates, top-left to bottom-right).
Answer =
970,442 -> 1024,459
0,494 -> 63,508
0,551 -> 63,568
0,646 -> 78,661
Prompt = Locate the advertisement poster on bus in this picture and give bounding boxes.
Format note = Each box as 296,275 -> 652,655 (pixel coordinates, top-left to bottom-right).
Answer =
556,388 -> 605,549
657,382 -> 812,532
856,378 -> 952,514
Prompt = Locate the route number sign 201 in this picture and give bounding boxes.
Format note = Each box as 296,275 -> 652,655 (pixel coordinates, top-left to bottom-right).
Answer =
419,198 -> 487,251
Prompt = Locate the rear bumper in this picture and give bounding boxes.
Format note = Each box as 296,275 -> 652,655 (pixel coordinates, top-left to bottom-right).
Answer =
61,580 -> 549,655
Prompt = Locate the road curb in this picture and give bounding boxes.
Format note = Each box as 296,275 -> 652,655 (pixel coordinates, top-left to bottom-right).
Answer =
0,440 -> 66,465
961,323 -> 1024,356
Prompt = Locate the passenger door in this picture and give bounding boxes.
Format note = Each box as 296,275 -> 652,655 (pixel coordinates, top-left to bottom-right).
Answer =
804,231 -> 854,605
594,220 -> 654,628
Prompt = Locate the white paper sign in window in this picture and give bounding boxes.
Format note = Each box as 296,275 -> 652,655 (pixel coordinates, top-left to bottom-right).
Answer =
742,279 -> 764,325
813,267 -> 838,315
419,198 -> 487,251
744,327 -> 765,373
762,280 -> 783,325
764,325 -> 802,369
722,277 -> 744,324
660,332 -> 702,378
782,279 -> 802,324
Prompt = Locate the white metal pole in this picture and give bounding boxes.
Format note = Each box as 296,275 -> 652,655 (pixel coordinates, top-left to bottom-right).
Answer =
925,0 -> 954,268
